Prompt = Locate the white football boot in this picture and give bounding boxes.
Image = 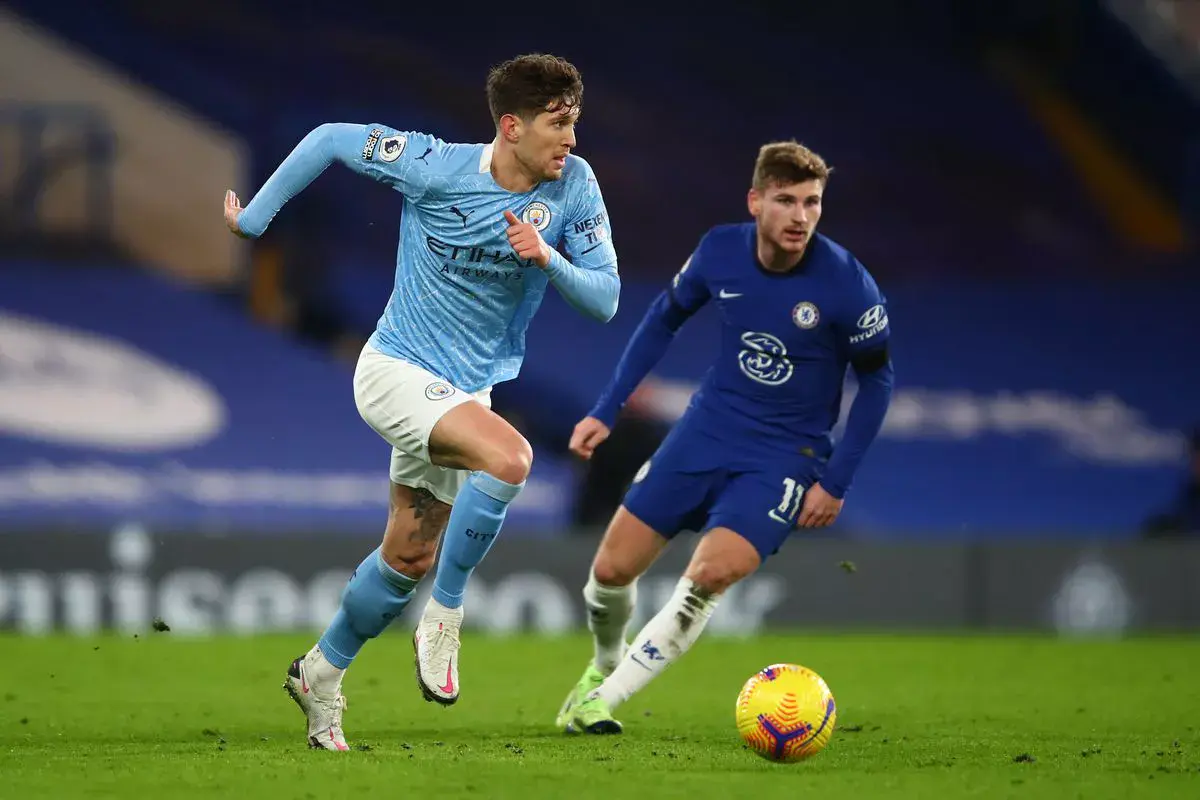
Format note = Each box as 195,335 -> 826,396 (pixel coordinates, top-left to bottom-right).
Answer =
412,598 -> 464,705
284,645 -> 350,751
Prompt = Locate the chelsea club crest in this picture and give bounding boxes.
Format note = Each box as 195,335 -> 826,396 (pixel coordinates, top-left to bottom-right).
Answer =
792,301 -> 820,329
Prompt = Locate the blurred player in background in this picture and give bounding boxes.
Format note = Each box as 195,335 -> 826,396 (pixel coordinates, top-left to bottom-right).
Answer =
1142,425 -> 1200,537
224,53 -> 619,750
555,141 -> 893,734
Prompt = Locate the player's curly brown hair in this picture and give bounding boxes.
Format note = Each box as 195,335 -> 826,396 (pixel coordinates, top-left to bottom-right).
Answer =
486,54 -> 583,126
752,141 -> 832,190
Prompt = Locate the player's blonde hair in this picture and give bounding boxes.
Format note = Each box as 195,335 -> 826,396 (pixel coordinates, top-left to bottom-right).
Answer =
752,141 -> 831,191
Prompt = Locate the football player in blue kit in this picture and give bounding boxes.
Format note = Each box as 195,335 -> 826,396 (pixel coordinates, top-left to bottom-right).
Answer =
555,141 -> 894,734
225,54 -> 619,750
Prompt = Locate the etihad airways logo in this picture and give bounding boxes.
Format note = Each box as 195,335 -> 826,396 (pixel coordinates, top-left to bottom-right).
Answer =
426,236 -> 534,283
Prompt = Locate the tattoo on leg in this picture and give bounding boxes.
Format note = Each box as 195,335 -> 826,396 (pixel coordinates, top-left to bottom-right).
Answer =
408,500 -> 449,544
408,488 -> 437,519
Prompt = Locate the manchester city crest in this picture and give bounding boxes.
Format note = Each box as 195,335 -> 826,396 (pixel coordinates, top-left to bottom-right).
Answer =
522,201 -> 552,232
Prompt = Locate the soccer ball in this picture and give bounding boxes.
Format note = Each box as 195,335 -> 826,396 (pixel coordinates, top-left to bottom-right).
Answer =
735,663 -> 837,763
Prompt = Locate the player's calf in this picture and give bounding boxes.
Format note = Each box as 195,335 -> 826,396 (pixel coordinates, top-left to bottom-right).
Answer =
412,469 -> 523,705
558,507 -> 669,733
585,506 -> 670,673
289,483 -> 444,746
577,527 -> 758,728
414,404 -> 531,705
381,484 -> 449,579
316,487 -> 441,672
585,575 -> 719,714
557,571 -> 636,732
425,405 -> 530,613
583,570 -> 636,675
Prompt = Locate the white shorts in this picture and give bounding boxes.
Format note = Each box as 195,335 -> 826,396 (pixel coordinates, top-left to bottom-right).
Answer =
353,343 -> 491,505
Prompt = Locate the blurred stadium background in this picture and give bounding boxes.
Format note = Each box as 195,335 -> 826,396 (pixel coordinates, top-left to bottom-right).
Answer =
4,3 -> 1200,796
2,0 -> 1199,643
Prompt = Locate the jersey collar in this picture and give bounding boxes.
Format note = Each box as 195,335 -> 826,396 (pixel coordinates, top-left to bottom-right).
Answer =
479,142 -> 495,173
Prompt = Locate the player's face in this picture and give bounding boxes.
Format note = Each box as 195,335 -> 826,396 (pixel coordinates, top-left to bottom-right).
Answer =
514,103 -> 579,181
748,180 -> 824,255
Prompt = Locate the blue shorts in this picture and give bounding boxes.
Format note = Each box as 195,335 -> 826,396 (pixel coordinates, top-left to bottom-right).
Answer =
621,422 -> 824,561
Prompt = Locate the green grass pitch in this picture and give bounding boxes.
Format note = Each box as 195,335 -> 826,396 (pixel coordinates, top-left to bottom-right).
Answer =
3,632 -> 1198,798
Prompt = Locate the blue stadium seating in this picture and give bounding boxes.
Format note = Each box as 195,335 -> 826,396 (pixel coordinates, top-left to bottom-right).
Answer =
8,0 -> 1176,291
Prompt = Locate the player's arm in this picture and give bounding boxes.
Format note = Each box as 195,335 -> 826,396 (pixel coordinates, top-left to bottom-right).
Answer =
542,250 -> 619,322
227,123 -> 425,238
505,204 -> 619,322
569,248 -> 709,459
819,272 -> 895,501
588,249 -> 711,428
547,158 -> 620,322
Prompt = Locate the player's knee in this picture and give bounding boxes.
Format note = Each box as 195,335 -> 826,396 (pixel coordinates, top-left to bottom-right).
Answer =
683,560 -> 742,596
480,435 -> 533,486
591,553 -> 640,587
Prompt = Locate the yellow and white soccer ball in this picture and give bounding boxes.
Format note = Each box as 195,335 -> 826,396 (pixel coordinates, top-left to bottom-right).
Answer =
735,663 -> 837,763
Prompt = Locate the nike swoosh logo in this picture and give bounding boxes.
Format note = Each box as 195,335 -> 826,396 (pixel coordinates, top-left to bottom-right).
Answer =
300,665 -> 309,694
438,661 -> 455,694
719,289 -> 742,299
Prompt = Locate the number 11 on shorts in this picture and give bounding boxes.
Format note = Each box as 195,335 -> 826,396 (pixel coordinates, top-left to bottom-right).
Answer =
769,477 -> 804,524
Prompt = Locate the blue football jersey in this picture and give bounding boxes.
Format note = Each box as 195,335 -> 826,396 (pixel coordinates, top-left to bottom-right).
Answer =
354,125 -> 618,391
669,223 -> 891,458
238,122 -> 618,393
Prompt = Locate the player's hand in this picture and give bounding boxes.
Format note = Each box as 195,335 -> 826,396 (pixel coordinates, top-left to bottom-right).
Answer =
796,482 -> 843,529
503,209 -> 551,268
569,416 -> 610,460
224,190 -> 249,238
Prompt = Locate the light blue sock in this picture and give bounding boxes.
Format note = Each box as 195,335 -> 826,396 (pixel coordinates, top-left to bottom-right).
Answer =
318,546 -> 418,669
431,471 -> 524,609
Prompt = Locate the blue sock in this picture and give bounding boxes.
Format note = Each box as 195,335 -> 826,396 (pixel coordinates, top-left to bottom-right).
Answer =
317,546 -> 418,669
431,471 -> 524,609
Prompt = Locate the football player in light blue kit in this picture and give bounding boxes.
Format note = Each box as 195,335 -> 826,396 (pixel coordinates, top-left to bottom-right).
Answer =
223,54 -> 618,750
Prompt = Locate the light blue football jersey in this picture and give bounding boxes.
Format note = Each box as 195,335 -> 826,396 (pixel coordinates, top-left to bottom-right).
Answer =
360,123 -> 624,393
356,124 -> 617,391
238,122 -> 619,392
